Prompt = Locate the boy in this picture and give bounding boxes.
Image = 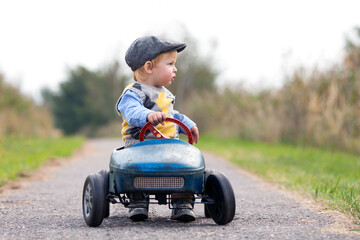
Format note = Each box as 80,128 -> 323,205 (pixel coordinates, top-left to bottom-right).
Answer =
116,36 -> 199,222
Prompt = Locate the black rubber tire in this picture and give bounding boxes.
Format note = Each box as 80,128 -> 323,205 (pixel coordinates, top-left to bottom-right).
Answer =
99,170 -> 110,218
204,169 -> 216,218
204,204 -> 211,218
82,174 -> 105,227
204,172 -> 236,225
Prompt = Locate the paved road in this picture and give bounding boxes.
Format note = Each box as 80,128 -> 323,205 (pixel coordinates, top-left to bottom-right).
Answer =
0,139 -> 358,239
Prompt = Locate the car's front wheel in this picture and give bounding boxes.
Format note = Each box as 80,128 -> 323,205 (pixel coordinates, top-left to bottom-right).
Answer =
204,171 -> 235,225
99,170 -> 110,218
204,169 -> 215,218
82,174 -> 105,227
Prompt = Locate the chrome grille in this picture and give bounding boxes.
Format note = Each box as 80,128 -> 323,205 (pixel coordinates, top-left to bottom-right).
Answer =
133,177 -> 184,189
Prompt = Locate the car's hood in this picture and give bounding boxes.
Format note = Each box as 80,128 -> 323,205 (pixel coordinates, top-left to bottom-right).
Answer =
109,139 -> 205,173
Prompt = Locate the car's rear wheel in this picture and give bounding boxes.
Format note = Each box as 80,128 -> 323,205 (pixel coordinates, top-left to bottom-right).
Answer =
205,172 -> 235,225
82,174 -> 105,227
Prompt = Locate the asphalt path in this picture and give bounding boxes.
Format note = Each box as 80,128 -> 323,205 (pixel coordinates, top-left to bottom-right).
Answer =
0,139 -> 359,240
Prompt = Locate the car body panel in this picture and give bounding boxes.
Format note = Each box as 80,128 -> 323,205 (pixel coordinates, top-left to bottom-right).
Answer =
109,139 -> 205,194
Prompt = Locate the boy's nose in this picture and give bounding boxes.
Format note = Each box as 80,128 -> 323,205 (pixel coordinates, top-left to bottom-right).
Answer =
174,66 -> 177,72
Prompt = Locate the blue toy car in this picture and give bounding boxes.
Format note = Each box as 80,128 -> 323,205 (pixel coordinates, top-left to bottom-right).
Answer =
82,118 -> 236,226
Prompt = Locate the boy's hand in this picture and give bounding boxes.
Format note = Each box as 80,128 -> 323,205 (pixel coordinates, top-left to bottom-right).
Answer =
190,126 -> 199,144
147,112 -> 167,125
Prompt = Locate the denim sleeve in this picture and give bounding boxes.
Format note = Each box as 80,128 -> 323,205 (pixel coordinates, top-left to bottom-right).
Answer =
173,110 -> 196,134
117,90 -> 153,127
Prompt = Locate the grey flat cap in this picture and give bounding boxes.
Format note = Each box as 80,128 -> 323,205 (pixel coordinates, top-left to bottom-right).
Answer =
125,36 -> 186,71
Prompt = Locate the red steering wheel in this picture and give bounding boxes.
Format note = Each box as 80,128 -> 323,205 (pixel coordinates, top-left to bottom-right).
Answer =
139,117 -> 194,144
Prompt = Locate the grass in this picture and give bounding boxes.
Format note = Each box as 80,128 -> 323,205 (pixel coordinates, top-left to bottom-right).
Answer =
0,136 -> 85,187
197,135 -> 360,223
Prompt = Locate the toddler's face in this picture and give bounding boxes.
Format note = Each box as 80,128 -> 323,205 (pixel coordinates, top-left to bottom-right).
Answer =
151,53 -> 177,87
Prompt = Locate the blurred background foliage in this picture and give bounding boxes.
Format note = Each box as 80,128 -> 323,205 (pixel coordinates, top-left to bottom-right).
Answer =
0,73 -> 59,137
41,62 -> 128,137
1,27 -> 360,154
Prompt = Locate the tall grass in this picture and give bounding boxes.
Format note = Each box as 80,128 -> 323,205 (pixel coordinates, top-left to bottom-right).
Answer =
0,74 -> 59,137
184,27 -> 360,154
0,73 -> 81,187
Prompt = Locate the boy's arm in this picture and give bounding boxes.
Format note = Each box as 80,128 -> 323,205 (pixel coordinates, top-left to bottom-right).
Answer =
173,110 -> 199,143
117,90 -> 153,127
173,110 -> 196,130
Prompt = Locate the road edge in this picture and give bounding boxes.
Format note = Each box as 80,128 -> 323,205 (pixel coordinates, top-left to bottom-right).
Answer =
203,151 -> 360,237
0,140 -> 94,199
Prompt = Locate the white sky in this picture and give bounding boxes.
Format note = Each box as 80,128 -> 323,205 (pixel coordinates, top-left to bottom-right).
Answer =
0,0 -> 359,101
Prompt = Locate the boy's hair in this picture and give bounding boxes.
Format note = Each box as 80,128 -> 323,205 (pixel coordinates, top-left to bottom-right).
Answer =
133,51 -> 177,81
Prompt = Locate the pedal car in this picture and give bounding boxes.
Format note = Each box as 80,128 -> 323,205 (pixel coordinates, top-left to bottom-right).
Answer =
82,118 -> 236,227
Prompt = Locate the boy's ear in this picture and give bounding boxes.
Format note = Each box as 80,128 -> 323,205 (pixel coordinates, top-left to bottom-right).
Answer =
144,61 -> 153,74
